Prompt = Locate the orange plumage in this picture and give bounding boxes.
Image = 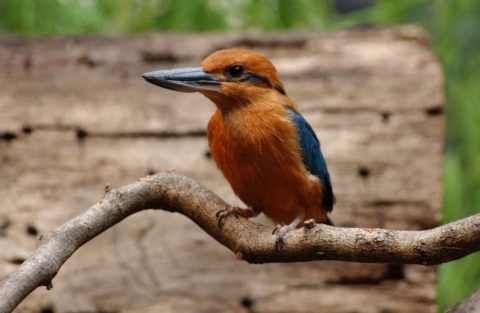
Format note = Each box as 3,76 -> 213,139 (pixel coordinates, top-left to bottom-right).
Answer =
207,106 -> 326,226
143,48 -> 334,248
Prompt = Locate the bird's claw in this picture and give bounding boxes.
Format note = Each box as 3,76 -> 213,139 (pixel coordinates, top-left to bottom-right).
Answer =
275,235 -> 286,251
272,224 -> 281,235
216,208 -> 234,228
272,224 -> 295,252
215,206 -> 253,228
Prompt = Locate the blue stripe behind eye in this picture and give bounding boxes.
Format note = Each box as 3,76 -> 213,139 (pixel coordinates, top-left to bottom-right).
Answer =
241,73 -> 270,85
241,73 -> 286,95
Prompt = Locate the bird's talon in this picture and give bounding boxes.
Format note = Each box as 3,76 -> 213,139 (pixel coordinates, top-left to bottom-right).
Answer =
217,216 -> 225,228
215,209 -> 230,228
272,225 -> 281,235
272,224 -> 296,251
275,236 -> 286,251
215,206 -> 252,228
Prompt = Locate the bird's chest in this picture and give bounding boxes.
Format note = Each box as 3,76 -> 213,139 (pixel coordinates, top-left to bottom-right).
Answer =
207,109 -> 304,197
208,111 -> 288,175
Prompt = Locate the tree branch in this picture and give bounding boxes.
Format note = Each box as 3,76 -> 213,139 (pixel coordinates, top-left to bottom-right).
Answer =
449,288 -> 480,313
1,171 -> 480,312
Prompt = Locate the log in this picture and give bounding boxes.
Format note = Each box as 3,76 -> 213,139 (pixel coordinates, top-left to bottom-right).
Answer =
0,26 -> 444,312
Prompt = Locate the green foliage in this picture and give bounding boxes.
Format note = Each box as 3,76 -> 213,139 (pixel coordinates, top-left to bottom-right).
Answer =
0,0 -> 479,311
148,0 -> 228,32
431,3 -> 480,309
0,0 -> 105,34
238,0 -> 332,30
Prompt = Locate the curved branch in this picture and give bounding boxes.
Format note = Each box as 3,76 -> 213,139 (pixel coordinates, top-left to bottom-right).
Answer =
1,171 -> 480,312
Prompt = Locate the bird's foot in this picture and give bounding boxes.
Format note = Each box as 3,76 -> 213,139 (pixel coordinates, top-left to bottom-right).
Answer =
215,206 -> 254,228
271,215 -> 304,251
272,224 -> 296,251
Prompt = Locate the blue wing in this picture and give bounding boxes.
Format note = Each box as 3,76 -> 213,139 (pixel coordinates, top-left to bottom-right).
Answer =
285,107 -> 335,213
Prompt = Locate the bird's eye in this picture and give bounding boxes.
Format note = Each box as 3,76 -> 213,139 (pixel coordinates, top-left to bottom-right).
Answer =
227,65 -> 245,78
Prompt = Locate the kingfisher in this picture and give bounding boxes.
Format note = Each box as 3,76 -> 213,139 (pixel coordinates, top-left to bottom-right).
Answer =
143,48 -> 334,250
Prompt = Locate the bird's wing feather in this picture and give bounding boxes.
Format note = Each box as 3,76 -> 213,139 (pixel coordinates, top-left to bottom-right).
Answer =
285,107 -> 335,212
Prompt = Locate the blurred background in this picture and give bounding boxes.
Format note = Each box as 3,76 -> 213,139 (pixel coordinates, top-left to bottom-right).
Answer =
0,0 -> 478,311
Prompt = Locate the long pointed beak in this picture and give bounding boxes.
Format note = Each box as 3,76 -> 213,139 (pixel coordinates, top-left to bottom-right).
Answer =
142,67 -> 222,93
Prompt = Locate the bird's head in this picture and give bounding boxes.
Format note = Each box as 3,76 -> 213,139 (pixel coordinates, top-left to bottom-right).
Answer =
143,49 -> 287,110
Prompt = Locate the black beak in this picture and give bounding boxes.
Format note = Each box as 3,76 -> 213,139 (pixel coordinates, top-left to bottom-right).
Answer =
142,67 -> 222,93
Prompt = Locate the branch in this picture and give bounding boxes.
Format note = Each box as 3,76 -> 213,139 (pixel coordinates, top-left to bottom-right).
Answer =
1,172 -> 480,312
449,288 -> 480,313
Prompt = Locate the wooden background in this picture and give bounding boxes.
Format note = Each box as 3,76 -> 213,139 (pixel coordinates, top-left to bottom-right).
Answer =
0,26 -> 444,313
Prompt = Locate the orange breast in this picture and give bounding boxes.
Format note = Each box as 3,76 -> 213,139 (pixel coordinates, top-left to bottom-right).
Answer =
207,106 -> 326,226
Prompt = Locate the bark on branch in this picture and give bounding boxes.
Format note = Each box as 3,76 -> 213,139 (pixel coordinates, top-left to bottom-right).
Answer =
1,171 -> 480,312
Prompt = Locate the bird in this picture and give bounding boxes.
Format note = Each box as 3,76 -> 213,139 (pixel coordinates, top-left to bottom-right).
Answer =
143,48 -> 334,250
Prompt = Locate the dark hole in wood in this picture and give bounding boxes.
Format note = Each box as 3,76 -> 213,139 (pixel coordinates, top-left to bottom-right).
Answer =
240,296 -> 253,308
22,125 -> 33,134
385,264 -> 404,280
76,128 -> 88,140
10,257 -> 25,265
0,132 -> 17,142
425,106 -> 443,116
358,166 -> 370,178
381,112 -> 391,123
40,307 -> 55,313
26,225 -> 38,236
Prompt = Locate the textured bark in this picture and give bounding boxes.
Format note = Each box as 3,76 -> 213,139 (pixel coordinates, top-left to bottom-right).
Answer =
1,172 -> 479,312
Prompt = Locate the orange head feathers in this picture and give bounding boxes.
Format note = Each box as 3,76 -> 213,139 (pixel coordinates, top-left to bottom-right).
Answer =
200,49 -> 285,99
143,48 -> 334,250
